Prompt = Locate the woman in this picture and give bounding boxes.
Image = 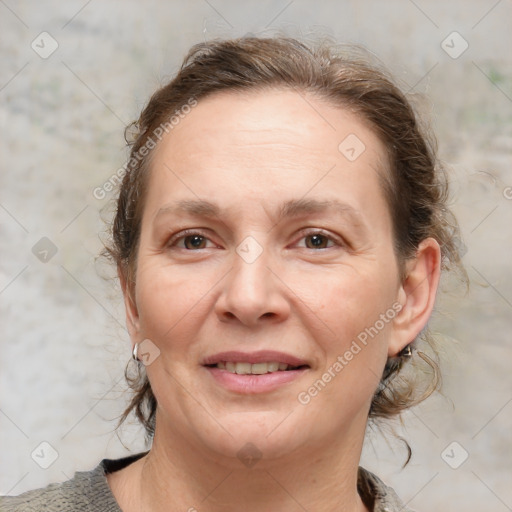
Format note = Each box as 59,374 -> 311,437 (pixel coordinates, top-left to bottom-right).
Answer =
1,36 -> 466,511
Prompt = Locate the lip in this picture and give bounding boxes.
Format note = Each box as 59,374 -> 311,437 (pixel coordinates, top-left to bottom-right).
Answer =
201,350 -> 309,367
203,366 -> 309,394
201,350 -> 310,394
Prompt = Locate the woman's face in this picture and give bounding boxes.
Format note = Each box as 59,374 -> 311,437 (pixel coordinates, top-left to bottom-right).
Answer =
125,89 -> 411,463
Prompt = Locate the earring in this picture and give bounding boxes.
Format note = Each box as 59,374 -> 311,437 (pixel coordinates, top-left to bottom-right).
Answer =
132,342 -> 140,362
399,344 -> 413,358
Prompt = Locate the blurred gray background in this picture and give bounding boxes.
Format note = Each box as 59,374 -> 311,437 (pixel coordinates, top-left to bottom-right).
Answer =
1,1 -> 511,510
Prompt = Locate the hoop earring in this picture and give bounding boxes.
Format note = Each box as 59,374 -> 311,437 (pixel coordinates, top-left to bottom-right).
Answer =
398,344 -> 413,358
132,342 -> 140,362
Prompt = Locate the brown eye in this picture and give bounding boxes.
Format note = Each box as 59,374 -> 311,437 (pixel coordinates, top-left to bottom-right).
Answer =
182,235 -> 207,250
303,233 -> 333,249
169,230 -> 216,250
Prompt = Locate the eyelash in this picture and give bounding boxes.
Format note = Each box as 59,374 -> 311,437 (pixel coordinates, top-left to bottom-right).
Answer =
167,228 -> 344,251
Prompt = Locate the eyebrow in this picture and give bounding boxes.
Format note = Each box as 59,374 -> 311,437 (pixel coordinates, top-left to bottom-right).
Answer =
155,198 -> 366,228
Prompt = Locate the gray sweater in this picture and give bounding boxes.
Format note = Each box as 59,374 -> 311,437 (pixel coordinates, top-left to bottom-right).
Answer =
0,453 -> 414,511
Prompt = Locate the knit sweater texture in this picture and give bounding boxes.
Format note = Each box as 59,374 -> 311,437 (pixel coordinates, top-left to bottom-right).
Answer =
1,453 -> 414,511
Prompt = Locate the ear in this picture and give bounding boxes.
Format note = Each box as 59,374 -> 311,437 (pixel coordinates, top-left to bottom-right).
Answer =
118,266 -> 140,341
388,237 -> 441,357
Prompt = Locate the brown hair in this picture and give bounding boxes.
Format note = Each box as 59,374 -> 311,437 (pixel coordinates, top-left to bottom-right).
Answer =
103,36 -> 468,438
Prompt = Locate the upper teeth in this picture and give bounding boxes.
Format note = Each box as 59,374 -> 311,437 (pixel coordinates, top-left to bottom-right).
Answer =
216,361 -> 293,374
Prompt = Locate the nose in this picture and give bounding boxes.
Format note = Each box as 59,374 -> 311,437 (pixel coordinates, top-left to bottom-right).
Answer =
215,244 -> 290,327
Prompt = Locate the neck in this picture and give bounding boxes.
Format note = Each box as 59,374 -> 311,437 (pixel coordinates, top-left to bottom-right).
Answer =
137,420 -> 370,512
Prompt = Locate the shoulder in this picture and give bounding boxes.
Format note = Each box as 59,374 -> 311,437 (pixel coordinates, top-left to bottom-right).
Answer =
0,453 -> 147,512
358,466 -> 415,512
0,470 -> 109,512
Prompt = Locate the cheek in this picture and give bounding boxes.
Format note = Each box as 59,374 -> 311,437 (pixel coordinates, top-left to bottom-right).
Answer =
293,263 -> 397,335
292,263 -> 397,388
134,260 -> 212,346
296,275 -> 395,418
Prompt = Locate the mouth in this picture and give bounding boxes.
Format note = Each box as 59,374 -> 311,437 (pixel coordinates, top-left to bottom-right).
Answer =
201,351 -> 310,393
204,361 -> 309,375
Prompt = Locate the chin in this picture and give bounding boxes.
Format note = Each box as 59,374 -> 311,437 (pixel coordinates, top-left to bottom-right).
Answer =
193,410 -> 312,465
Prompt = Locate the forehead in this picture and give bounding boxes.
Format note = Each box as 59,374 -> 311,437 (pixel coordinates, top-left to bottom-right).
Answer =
154,88 -> 386,161
145,88 -> 391,228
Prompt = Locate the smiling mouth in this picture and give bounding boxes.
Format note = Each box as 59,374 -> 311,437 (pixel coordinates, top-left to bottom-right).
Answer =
205,361 -> 309,375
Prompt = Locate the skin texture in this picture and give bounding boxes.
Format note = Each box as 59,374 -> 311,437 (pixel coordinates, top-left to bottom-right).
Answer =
109,88 -> 441,512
